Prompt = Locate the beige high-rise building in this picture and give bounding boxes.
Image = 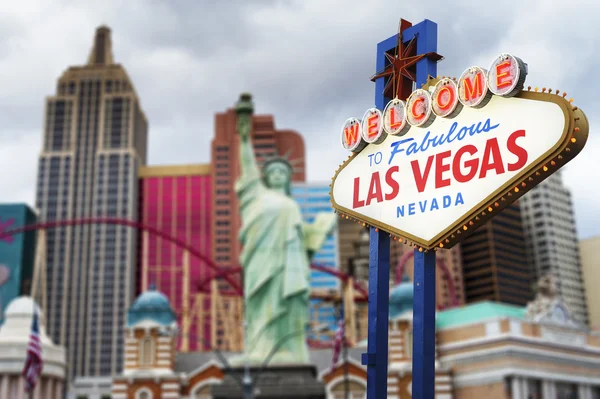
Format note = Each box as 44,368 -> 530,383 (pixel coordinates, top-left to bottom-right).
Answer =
35,25 -> 148,384
580,236 -> 600,328
520,172 -> 589,324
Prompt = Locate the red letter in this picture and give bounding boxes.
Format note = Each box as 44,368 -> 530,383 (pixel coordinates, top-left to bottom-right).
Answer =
464,72 -> 483,101
344,124 -> 359,147
411,97 -> 425,120
389,107 -> 402,128
436,86 -> 454,110
435,150 -> 452,188
452,145 -> 479,183
506,129 -> 528,171
496,61 -> 512,88
479,138 -> 506,178
365,172 -> 383,206
385,166 -> 400,200
353,177 -> 365,208
367,114 -> 379,138
411,156 -> 434,193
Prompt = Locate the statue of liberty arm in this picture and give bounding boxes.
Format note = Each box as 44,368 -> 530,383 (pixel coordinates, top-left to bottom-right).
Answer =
233,93 -> 337,365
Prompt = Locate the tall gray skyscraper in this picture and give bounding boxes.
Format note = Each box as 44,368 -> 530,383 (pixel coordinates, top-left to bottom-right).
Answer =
519,171 -> 588,324
35,26 -> 148,382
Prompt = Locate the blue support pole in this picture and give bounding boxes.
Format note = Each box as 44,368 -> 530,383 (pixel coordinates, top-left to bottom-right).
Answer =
405,19 -> 439,399
362,227 -> 390,399
412,249 -> 437,399
367,18 -> 440,399
362,30 -> 397,399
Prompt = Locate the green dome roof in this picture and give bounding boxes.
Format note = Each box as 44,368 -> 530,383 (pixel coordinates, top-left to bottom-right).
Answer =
390,275 -> 413,318
128,286 -> 176,327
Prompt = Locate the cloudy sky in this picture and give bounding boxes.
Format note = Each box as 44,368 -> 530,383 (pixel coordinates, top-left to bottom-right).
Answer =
0,0 -> 598,239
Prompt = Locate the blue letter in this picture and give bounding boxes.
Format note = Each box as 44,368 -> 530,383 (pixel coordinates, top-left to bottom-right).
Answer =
388,138 -> 413,165
397,206 -> 405,218
409,203 -> 416,215
368,153 -> 374,166
443,195 -> 451,208
406,141 -> 419,156
446,122 -> 459,143
455,192 -> 465,206
430,198 -> 439,211
374,151 -> 383,165
483,118 -> 499,132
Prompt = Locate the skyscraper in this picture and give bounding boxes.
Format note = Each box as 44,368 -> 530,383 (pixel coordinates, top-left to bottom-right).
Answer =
520,172 -> 588,324
580,235 -> 600,328
138,164 -> 212,352
292,182 -> 339,336
0,204 -> 37,322
460,202 -> 533,306
35,26 -> 148,382
210,107 -> 305,287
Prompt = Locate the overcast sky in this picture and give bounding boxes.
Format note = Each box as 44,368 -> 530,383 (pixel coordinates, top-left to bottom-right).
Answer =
0,0 -> 598,239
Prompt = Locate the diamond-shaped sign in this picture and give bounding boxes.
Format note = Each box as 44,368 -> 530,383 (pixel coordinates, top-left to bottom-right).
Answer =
331,88 -> 588,250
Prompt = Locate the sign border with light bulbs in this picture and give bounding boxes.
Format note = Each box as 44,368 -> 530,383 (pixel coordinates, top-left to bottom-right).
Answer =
330,53 -> 589,251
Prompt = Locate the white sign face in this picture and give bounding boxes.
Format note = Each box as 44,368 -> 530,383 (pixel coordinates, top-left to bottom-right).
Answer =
331,95 -> 567,246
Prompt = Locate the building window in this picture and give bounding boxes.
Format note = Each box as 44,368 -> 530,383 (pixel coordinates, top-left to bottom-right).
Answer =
135,388 -> 153,399
405,329 -> 413,358
140,337 -> 154,366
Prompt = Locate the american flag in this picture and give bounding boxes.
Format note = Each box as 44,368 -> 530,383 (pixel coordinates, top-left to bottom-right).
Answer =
22,310 -> 43,393
331,306 -> 345,369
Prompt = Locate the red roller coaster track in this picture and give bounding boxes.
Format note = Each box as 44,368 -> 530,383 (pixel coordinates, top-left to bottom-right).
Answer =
0,217 -> 369,299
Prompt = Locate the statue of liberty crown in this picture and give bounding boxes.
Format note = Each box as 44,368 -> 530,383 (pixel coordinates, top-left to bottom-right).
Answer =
260,149 -> 304,175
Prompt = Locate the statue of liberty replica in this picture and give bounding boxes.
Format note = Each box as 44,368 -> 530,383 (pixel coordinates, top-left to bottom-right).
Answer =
233,93 -> 337,365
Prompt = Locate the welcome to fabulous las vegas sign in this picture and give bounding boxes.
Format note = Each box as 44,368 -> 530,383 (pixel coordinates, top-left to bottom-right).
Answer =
330,53 -> 589,251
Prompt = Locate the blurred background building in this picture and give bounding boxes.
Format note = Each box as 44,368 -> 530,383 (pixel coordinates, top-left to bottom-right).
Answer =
520,172 -> 589,324
580,235 -> 600,329
292,182 -> 340,340
0,204 -> 36,323
460,202 -> 533,306
34,25 -> 148,383
137,164 -> 213,352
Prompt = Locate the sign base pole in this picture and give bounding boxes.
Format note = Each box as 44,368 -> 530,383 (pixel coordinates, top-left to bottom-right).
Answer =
362,227 -> 390,399
412,249 -> 437,399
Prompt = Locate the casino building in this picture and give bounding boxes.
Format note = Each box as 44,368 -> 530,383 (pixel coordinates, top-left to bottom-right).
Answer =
323,275 -> 600,398
112,274 -> 600,398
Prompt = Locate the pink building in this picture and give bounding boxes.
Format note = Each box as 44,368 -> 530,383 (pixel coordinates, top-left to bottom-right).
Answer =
138,164 -> 212,351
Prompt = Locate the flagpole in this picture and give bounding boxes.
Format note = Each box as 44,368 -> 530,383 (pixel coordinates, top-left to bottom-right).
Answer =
29,297 -> 36,399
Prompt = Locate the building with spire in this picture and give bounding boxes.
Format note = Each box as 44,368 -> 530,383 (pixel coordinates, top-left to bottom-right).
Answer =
34,25 -> 148,386
110,287 -> 225,399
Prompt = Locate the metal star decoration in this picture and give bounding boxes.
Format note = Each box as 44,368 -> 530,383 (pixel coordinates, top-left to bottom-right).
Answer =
371,19 -> 444,101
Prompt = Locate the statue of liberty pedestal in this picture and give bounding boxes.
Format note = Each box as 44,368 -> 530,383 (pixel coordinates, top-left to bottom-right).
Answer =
233,93 -> 336,365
